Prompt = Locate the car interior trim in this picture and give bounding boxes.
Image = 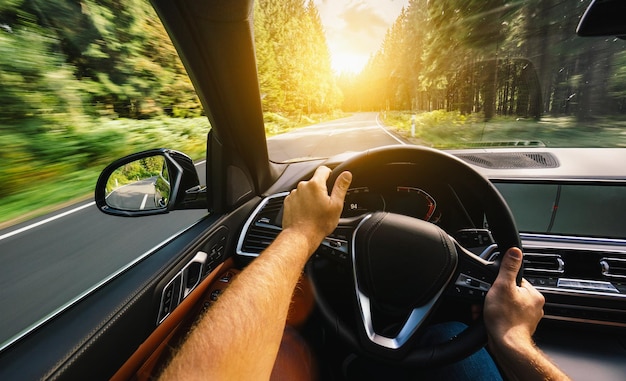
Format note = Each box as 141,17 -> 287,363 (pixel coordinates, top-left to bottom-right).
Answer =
536,286 -> 626,300
521,233 -> 626,248
157,250 -> 209,325
236,192 -> 289,257
111,259 -> 233,381
600,257 -> 626,279
351,214 -> 454,350
541,314 -> 626,329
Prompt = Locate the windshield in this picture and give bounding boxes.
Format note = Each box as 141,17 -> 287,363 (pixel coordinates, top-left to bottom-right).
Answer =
261,0 -> 626,162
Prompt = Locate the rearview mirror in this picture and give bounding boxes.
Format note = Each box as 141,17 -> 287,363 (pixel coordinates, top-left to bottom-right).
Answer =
577,0 -> 626,38
95,149 -> 207,217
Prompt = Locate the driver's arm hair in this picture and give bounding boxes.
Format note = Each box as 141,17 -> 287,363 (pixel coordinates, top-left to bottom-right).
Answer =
158,228 -> 315,381
489,338 -> 571,381
485,248 -> 571,381
158,167 -> 351,381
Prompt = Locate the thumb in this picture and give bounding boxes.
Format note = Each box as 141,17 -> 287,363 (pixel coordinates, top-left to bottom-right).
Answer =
496,247 -> 523,286
330,171 -> 352,205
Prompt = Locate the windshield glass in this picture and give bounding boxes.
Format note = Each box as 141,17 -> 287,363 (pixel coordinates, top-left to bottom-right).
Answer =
261,0 -> 626,162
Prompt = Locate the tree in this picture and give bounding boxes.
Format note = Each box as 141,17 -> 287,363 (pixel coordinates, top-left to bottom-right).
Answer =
254,0 -> 340,115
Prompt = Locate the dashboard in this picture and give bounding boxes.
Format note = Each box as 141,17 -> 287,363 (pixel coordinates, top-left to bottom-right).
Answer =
454,148 -> 626,329
333,160 -> 490,242
234,147 -> 626,379
240,148 -> 626,328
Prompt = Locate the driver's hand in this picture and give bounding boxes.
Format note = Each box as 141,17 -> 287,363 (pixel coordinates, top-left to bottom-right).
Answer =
484,247 -> 545,348
282,166 -> 352,254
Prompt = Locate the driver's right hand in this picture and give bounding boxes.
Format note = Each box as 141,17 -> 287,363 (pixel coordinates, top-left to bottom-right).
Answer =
483,247 -> 545,349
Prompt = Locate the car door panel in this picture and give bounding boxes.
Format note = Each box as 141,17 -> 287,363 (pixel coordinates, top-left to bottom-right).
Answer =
0,196 -> 260,380
112,259 -> 238,381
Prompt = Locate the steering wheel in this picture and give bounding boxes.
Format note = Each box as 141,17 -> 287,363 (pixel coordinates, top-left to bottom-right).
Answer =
309,145 -> 521,367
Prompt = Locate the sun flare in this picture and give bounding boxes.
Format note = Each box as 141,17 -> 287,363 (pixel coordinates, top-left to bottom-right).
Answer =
331,52 -> 368,75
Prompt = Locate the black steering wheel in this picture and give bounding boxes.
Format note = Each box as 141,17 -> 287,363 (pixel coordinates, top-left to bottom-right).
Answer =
309,145 -> 520,367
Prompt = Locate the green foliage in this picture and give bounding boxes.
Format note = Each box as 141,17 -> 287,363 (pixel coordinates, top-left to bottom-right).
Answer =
106,155 -> 166,194
385,111 -> 626,148
254,0 -> 342,115
0,0 -> 343,225
0,117 -> 208,224
0,0 -> 209,219
341,0 -> 625,124
384,110 -> 480,146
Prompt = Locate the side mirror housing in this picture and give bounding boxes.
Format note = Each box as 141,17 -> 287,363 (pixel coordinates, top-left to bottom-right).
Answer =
95,149 -> 207,217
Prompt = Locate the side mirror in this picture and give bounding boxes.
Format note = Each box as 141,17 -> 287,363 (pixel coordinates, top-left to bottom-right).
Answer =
95,149 -> 207,217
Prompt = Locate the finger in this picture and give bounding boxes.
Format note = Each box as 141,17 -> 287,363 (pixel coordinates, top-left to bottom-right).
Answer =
330,171 -> 352,205
311,166 -> 332,187
496,247 -> 523,286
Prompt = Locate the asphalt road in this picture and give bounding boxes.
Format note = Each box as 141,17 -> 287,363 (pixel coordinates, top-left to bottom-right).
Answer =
0,112 -> 403,348
267,112 -> 404,161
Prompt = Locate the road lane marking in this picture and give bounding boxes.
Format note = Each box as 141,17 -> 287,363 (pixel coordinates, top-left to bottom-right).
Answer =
0,202 -> 96,241
376,113 -> 406,145
0,160 -> 206,241
140,194 -> 148,210
269,113 -> 407,145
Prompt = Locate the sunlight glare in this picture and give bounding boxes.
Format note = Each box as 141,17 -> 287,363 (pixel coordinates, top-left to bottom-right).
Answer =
332,52 -> 368,75
314,0 -> 409,76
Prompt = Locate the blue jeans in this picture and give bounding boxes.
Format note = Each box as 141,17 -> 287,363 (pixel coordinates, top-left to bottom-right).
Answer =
413,322 -> 504,380
343,322 -> 503,380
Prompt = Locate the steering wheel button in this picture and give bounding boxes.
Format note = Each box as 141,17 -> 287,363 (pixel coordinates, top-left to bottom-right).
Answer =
455,273 -> 490,292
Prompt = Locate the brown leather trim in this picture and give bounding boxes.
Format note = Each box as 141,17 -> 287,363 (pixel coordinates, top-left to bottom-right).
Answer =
111,261 -> 318,380
270,326 -> 318,381
110,258 -> 232,381
286,275 -> 315,327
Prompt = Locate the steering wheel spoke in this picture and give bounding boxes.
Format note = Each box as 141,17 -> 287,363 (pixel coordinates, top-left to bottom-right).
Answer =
355,278 -> 445,351
317,216 -> 366,265
445,238 -> 499,303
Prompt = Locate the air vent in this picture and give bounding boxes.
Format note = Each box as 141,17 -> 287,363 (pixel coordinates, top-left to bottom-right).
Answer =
523,253 -> 565,274
488,251 -> 566,275
455,152 -> 559,169
600,257 -> 626,279
237,192 -> 287,257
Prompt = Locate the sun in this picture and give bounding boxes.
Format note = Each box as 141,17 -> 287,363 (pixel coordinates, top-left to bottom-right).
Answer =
331,52 -> 368,75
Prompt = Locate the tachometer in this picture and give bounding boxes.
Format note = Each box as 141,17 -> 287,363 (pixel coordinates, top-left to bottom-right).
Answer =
390,187 -> 438,221
342,187 -> 385,217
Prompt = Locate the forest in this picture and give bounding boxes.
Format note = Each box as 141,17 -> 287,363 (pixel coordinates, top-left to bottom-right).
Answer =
0,0 -> 339,223
340,0 -> 626,122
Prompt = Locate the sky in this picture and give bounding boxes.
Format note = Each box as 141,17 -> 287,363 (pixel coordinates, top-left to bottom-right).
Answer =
313,0 -> 409,75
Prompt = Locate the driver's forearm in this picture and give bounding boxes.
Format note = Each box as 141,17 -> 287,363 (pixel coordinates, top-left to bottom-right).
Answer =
159,228 -> 313,381
489,336 -> 571,381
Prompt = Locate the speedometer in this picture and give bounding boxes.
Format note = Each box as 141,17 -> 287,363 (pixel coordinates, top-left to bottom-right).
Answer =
342,187 -> 385,217
389,187 -> 438,221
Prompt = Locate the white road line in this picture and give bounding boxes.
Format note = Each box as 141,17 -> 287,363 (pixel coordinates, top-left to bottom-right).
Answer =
0,160 -> 207,242
139,194 -> 148,210
376,113 -> 407,145
0,201 -> 96,241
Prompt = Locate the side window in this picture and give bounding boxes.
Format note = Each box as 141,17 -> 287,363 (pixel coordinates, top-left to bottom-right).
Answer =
0,0 -> 207,350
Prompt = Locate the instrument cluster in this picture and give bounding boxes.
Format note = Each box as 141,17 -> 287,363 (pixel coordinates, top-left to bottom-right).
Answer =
342,186 -> 441,222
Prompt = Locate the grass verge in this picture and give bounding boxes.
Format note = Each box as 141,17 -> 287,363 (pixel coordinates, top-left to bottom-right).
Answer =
383,110 -> 626,148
